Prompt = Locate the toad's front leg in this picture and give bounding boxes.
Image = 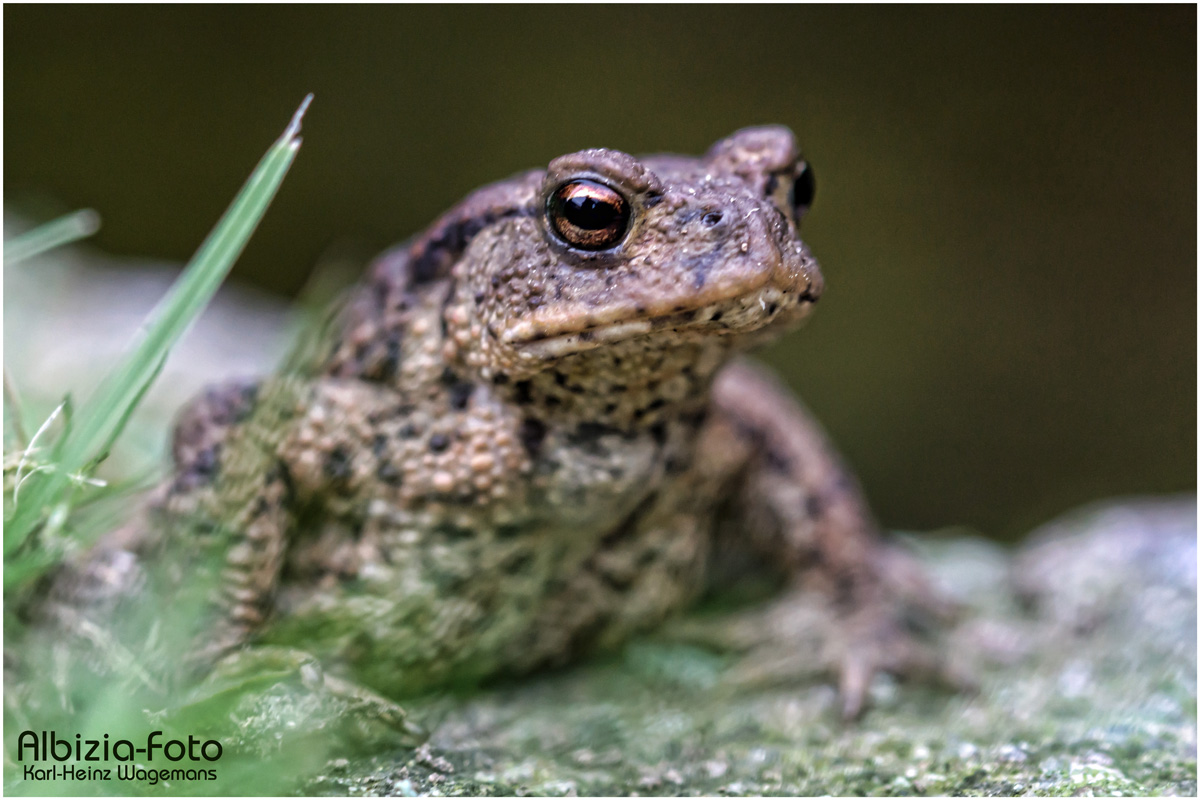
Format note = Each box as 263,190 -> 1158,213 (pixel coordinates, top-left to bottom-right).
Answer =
697,360 -> 964,718
35,377 -> 305,704
62,377 -> 425,748
131,376 -> 308,668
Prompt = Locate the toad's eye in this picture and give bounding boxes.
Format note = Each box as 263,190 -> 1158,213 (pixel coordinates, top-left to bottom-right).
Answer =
547,180 -> 630,250
791,161 -> 815,221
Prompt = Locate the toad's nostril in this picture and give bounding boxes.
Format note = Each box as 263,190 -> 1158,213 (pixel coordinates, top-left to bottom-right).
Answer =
702,211 -> 723,227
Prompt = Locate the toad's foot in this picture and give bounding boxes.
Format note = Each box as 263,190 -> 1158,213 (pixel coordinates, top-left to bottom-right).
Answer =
665,588 -> 974,720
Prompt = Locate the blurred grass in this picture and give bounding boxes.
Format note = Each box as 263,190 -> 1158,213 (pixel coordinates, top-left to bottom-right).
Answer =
4,95 -> 313,796
3,94 -> 310,590
3,209 -> 100,267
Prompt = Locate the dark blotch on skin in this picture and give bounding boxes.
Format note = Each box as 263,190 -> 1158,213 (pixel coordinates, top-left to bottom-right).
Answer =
232,382 -> 259,423
565,612 -> 612,660
189,380 -> 260,432
599,569 -> 633,591
636,548 -> 660,567
568,422 -> 618,457
193,445 -> 220,480
600,490 -> 659,548
372,434 -> 388,457
503,550 -> 534,573
514,381 -> 533,405
399,423 -> 420,439
496,523 -> 525,539
435,522 -> 475,541
439,281 -> 456,341
735,419 -> 792,474
429,433 -> 451,453
408,206 -> 532,285
684,253 -> 718,290
272,461 -> 297,505
649,423 -> 667,445
190,520 -> 221,537
447,381 -> 475,411
380,332 -> 402,379
571,422 -> 620,442
765,447 -> 792,474
324,446 -> 354,482
519,417 -> 548,457
377,461 -> 403,486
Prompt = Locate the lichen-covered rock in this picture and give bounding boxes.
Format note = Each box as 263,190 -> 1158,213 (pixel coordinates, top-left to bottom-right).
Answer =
305,496 -> 1196,796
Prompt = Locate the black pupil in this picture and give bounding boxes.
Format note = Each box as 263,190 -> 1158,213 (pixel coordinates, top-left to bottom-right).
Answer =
563,187 -> 619,230
548,179 -> 630,250
792,164 -> 815,211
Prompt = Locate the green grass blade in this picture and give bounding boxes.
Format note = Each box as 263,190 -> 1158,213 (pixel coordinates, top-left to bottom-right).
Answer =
4,94 -> 312,562
3,208 -> 101,266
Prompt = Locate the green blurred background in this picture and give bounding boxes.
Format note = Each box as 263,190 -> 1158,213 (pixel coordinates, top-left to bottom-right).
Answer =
5,5 -> 1194,540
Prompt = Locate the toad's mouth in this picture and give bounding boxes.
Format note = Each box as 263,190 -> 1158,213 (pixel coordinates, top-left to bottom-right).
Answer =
503,283 -> 818,360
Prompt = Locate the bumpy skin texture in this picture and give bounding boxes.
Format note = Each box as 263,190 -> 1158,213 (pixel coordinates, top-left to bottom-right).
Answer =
59,127 -> 950,719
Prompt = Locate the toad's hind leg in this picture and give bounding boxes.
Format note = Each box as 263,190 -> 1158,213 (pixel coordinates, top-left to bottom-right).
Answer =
699,360 -> 962,718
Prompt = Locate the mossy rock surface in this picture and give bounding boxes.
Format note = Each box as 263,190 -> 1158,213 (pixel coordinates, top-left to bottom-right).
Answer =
302,496 -> 1196,796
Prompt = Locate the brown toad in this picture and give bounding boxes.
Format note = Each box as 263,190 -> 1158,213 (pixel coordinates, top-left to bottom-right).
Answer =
55,126 -> 955,722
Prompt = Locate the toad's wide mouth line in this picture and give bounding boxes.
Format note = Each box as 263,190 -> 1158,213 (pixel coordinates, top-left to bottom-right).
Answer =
506,285 -> 818,360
